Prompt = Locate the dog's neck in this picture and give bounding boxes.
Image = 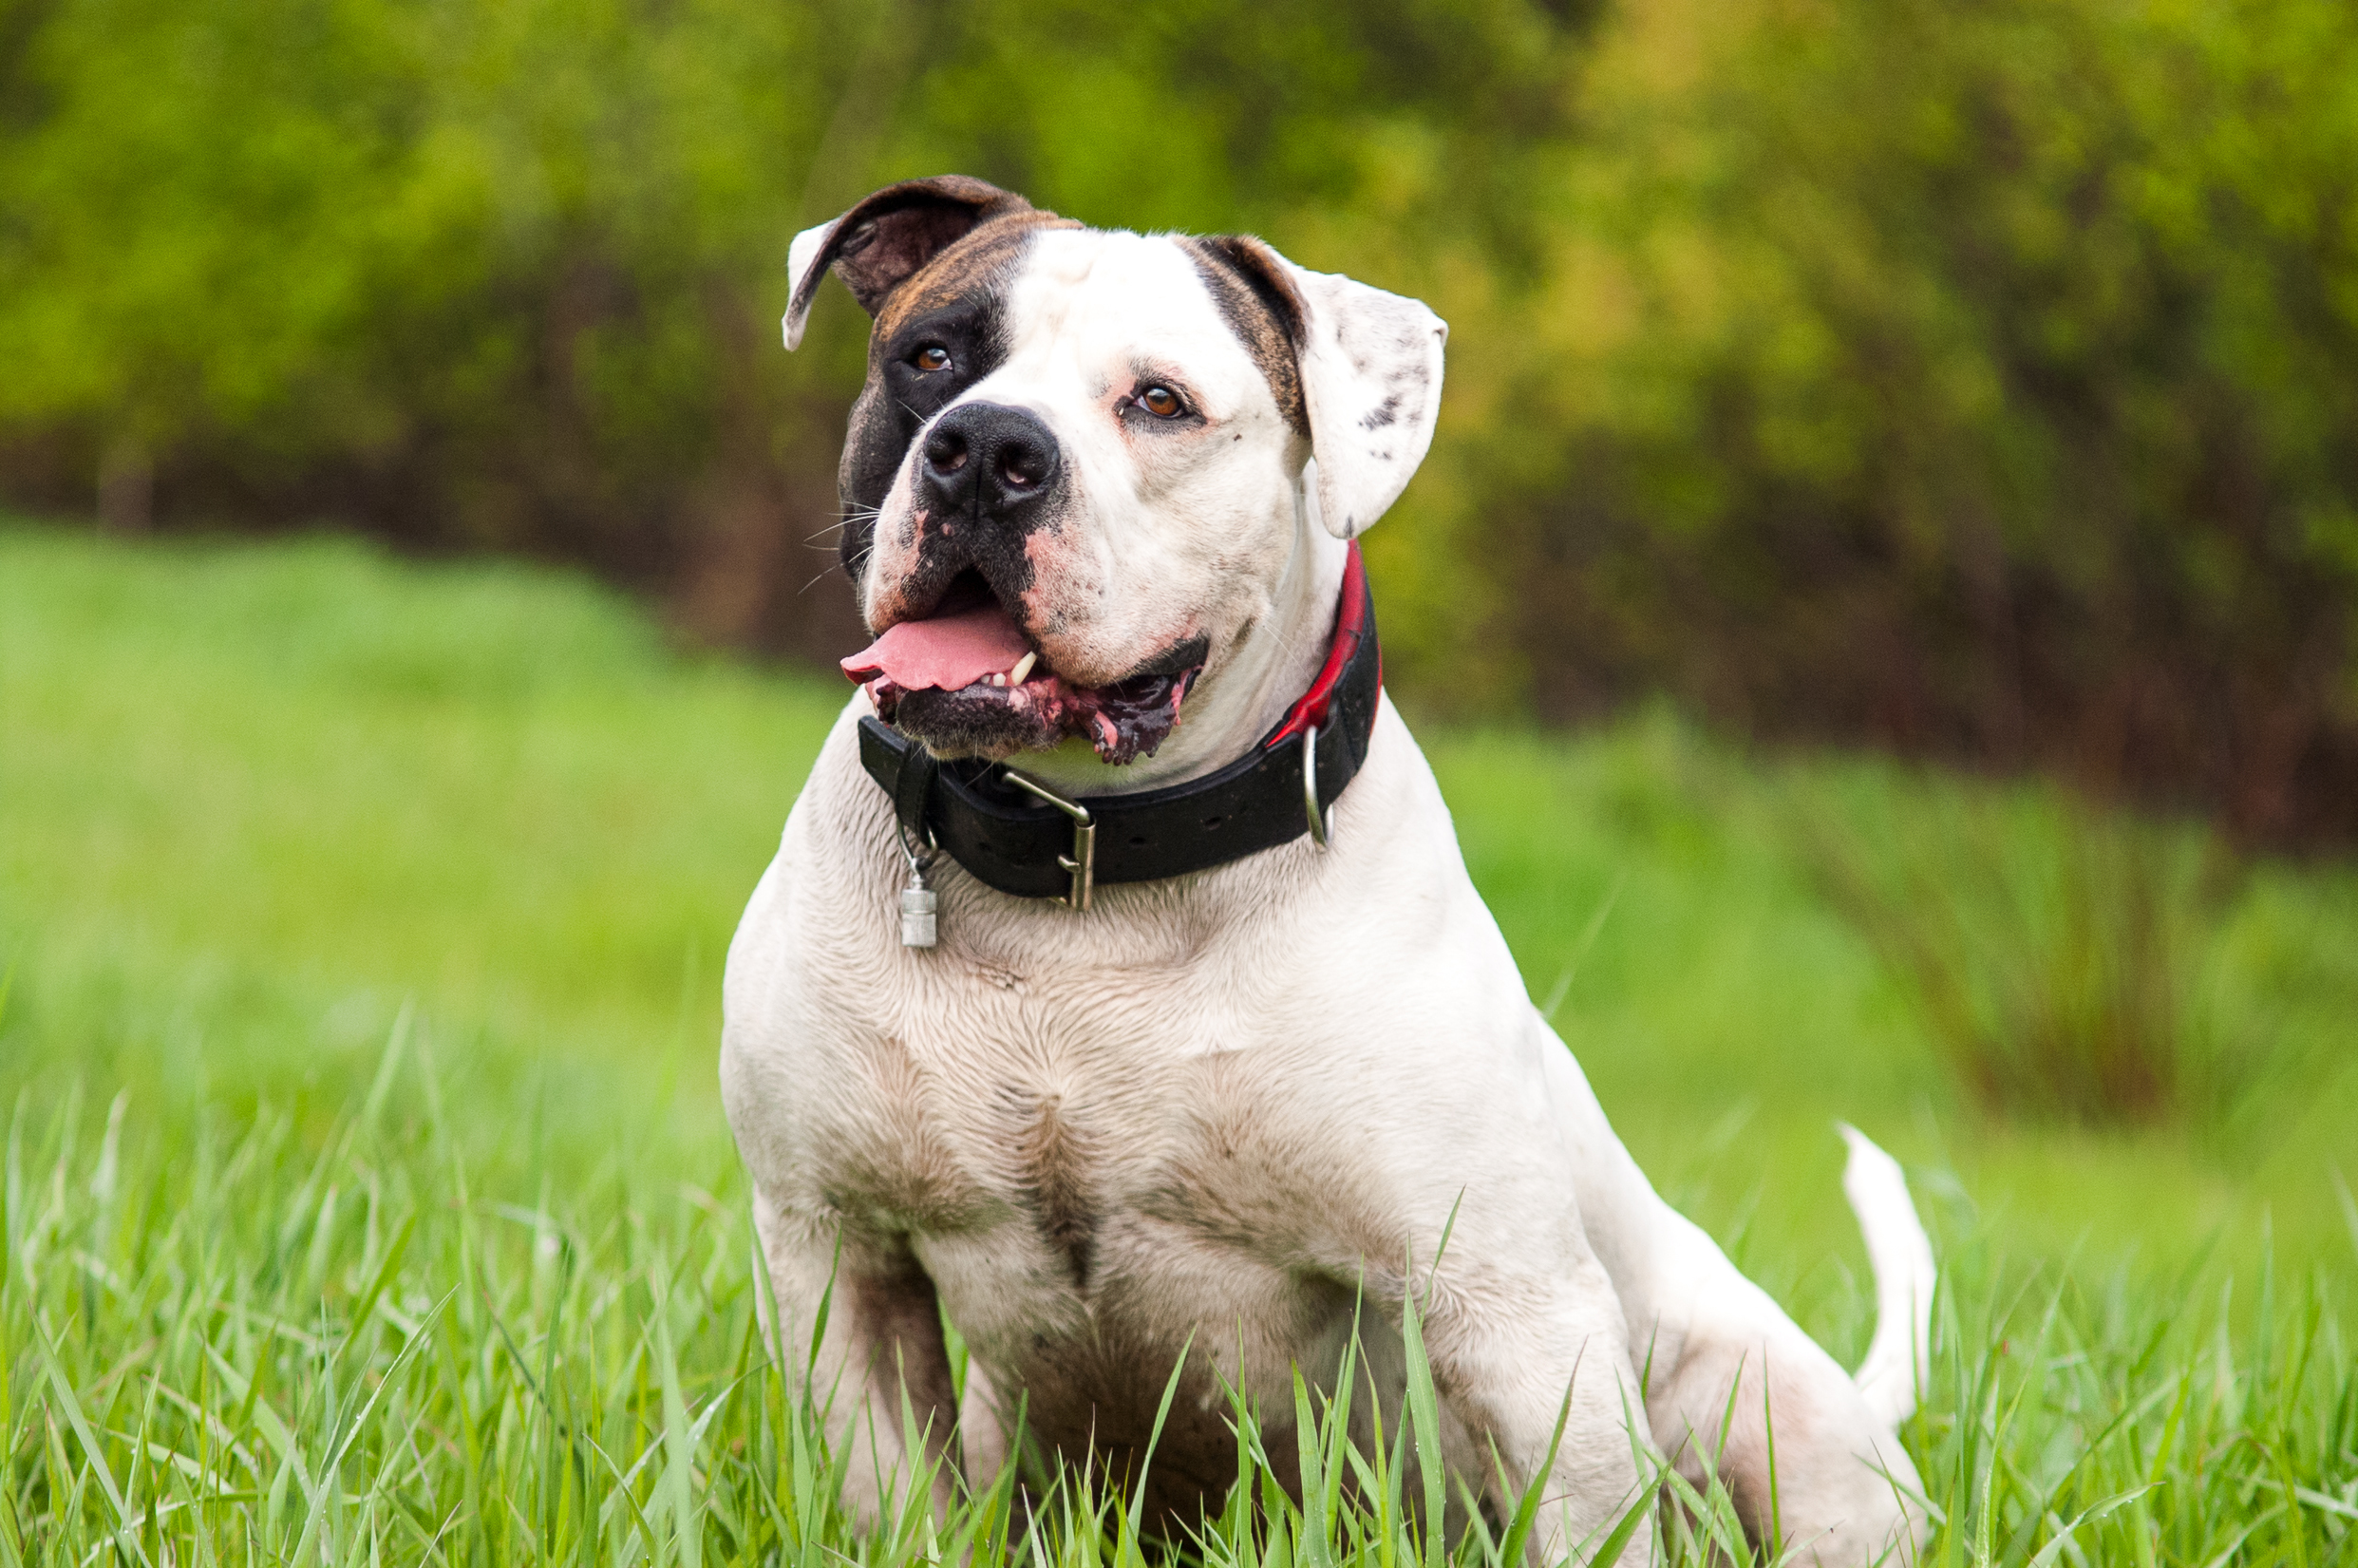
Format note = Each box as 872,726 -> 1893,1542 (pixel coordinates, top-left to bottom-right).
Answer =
993,484 -> 1350,798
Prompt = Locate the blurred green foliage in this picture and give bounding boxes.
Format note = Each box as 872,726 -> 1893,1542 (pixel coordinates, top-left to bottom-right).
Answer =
1488,0 -> 2358,846
4,0 -> 2357,841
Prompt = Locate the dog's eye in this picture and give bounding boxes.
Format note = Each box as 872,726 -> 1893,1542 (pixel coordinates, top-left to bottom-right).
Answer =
913,345 -> 953,372
1138,385 -> 1184,419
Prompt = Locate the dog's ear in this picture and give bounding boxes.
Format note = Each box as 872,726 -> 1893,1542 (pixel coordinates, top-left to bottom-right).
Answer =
783,176 -> 1034,349
1198,236 -> 1447,538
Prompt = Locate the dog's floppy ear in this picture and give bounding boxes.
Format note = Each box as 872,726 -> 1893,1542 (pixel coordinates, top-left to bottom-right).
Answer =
1199,236 -> 1448,538
783,175 -> 1034,349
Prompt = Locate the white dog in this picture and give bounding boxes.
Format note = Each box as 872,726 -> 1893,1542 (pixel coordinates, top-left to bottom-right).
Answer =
721,176 -> 1934,1565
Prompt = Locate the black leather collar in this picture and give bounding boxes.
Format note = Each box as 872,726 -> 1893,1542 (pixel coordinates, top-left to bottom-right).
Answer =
857,545 -> 1382,904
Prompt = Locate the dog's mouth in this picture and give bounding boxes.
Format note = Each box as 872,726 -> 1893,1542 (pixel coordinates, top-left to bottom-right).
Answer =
842,571 -> 1205,766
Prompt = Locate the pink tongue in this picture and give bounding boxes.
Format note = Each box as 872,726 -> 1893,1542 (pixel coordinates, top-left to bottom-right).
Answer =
840,602 -> 1032,691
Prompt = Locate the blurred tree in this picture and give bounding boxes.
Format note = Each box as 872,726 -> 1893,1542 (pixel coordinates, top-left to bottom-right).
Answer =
1493,0 -> 2358,842
0,0 -> 1585,671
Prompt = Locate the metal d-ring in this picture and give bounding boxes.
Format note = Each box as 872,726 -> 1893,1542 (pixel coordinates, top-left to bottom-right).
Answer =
896,817 -> 937,876
1002,768 -> 1096,912
1303,723 -> 1330,849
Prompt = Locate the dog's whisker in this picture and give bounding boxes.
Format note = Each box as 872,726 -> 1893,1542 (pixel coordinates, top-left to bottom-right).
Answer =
802,538 -> 875,595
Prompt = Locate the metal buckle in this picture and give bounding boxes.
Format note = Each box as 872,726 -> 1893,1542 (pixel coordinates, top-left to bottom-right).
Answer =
1002,769 -> 1096,911
1302,723 -> 1329,849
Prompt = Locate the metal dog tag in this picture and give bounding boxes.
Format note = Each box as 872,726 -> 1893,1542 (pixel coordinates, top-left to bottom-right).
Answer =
899,866 -> 938,949
894,816 -> 939,949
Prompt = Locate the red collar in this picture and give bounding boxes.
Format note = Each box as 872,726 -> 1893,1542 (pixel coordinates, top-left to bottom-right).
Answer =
1270,541 -> 1377,744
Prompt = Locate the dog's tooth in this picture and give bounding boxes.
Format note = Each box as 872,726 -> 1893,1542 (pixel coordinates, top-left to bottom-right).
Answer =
1009,651 -> 1037,685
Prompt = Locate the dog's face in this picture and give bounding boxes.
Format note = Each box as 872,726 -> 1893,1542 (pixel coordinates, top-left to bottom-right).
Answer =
785,177 -> 1444,766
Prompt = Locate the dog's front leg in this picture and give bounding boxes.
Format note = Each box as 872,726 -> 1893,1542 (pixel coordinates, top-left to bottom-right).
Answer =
1420,1257 -> 1659,1568
750,1185 -> 960,1528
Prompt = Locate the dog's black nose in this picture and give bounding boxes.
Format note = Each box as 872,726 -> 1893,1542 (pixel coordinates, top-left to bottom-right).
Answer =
919,403 -> 1060,520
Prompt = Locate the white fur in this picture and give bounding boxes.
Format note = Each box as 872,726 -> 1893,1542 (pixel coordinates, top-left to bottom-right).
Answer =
726,225 -> 1932,1565
783,218 -> 836,350
1274,256 -> 1448,539
1840,1124 -> 1935,1430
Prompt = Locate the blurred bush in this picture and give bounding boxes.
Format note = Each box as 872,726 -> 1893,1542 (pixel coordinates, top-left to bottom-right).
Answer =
3,0 -> 2356,843
1794,782 -> 2264,1128
1496,0 -> 2358,849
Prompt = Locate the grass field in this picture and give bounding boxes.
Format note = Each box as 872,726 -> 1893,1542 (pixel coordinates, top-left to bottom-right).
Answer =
2,522 -> 2354,1563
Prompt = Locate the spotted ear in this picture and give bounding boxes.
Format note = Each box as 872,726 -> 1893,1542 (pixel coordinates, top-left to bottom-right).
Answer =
783,175 -> 1033,350
1199,236 -> 1448,538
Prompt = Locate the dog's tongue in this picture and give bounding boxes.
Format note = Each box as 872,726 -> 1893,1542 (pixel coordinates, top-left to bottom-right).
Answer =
840,602 -> 1031,692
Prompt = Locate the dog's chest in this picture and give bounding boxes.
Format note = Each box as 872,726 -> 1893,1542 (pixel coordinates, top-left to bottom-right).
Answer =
805,948 -> 1359,1321
818,968 -> 1209,1238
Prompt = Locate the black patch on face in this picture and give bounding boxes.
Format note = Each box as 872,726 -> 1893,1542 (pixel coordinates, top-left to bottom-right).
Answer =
1180,236 -> 1310,437
836,219 -> 1072,586
838,295 -> 1011,577
844,297 -> 1009,501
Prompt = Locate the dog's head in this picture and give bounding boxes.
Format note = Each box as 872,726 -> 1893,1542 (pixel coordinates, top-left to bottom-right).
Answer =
786,176 -> 1445,770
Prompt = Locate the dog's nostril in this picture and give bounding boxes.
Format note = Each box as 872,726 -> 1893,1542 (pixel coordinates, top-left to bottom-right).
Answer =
926,431 -> 969,474
998,445 -> 1046,489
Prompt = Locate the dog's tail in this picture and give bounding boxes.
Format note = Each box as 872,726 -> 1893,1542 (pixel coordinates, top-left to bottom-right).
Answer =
1837,1123 -> 1934,1428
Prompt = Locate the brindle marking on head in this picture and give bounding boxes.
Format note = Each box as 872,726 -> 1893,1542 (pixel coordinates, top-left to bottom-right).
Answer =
1180,236 -> 1311,438
802,174 -> 1033,320
875,208 -> 1080,343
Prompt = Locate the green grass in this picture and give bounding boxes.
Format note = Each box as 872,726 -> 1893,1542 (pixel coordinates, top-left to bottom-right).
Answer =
2,521 -> 2354,1563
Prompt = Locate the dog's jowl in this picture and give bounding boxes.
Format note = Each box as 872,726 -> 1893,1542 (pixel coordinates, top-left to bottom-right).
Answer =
722,176 -> 1934,1566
